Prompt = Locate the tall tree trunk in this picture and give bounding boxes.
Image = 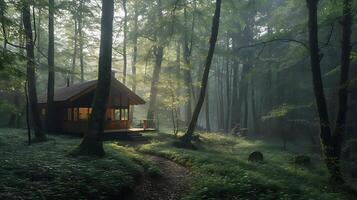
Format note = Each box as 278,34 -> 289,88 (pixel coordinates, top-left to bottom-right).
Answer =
46,0 -> 55,132
183,6 -> 193,126
181,0 -> 221,144
71,17 -> 78,84
331,0 -> 352,184
205,83 -> 210,132
78,0 -> 84,82
22,1 -> 46,141
122,0 -> 127,84
240,64 -> 250,129
147,45 -> 164,128
306,0 -> 343,184
36,8 -> 41,62
130,6 -> 138,122
0,0 -> 7,49
225,34 -> 231,132
146,0 -> 164,128
251,77 -> 260,135
78,0 -> 114,156
230,37 -> 240,131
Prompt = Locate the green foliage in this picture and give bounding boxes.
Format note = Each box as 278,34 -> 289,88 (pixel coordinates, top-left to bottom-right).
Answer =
139,132 -> 354,200
0,129 -> 152,199
262,104 -> 311,120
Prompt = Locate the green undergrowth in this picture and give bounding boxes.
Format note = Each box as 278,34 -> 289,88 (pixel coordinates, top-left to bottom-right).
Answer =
0,128 -> 152,200
139,131 -> 355,200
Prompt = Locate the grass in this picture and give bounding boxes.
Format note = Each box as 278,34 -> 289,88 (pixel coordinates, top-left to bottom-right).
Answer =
0,128 -> 152,200
139,131 -> 356,200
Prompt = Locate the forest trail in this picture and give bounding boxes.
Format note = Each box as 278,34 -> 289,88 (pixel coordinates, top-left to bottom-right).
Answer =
131,150 -> 192,200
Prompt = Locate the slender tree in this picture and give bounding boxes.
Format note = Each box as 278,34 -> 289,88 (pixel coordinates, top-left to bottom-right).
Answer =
122,0 -> 127,84
71,15 -> 78,84
182,5 -> 193,125
78,0 -> 84,82
22,0 -> 46,141
46,0 -> 55,132
78,0 -> 114,156
147,0 -> 164,128
306,0 -> 352,184
181,0 -> 221,144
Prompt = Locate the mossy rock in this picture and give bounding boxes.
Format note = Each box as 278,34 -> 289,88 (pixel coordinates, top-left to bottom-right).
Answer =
248,151 -> 264,162
294,155 -> 311,166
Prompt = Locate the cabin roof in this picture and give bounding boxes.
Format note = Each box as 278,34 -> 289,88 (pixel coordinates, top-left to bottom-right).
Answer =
38,77 -> 145,105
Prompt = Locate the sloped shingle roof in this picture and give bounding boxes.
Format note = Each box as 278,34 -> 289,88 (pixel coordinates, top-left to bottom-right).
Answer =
38,78 -> 145,105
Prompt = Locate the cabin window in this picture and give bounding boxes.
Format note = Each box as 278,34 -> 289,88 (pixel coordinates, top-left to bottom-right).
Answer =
121,109 -> 128,120
114,109 -> 120,120
79,108 -> 90,120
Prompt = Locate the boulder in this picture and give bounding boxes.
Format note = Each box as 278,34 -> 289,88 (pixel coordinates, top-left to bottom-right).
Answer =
248,151 -> 264,162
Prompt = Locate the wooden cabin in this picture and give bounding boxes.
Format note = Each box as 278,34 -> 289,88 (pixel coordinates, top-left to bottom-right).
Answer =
38,77 -> 151,134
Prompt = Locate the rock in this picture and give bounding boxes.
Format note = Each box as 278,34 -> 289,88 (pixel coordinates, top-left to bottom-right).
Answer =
248,151 -> 264,162
294,155 -> 311,166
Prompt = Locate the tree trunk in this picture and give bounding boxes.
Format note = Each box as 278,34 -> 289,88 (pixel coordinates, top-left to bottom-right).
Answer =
230,37 -> 240,131
331,0 -> 352,184
181,0 -> 221,144
306,0 -> 343,184
183,6 -> 193,126
205,83 -> 210,132
78,0 -> 84,82
22,1 -> 46,141
36,8 -> 41,62
251,77 -> 260,135
146,0 -> 164,128
78,0 -> 114,156
130,6 -> 138,123
46,0 -> 56,132
147,45 -> 164,128
225,34 -> 231,132
71,17 -> 78,84
122,0 -> 127,84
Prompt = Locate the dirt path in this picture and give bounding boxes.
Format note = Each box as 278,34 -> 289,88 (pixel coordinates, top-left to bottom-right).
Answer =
132,154 -> 192,200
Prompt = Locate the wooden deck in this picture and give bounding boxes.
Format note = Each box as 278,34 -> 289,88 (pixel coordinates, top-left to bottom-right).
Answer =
104,128 -> 155,134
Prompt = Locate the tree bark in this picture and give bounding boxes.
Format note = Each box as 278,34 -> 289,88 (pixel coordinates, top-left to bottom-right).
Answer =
181,0 -> 221,144
230,37 -> 240,131
78,0 -> 84,82
205,83 -> 210,132
225,34 -> 231,132
130,6 -> 138,123
78,0 -> 114,156
331,0 -> 352,184
46,0 -> 56,132
146,0 -> 164,128
22,1 -> 46,141
306,0 -> 343,184
122,0 -> 127,84
183,6 -> 193,126
71,17 -> 78,84
147,45 -> 164,128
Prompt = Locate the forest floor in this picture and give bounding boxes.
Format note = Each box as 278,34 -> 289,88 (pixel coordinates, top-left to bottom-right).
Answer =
136,131 -> 357,200
1,128 -> 356,200
0,128 -> 157,200
131,154 -> 191,200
